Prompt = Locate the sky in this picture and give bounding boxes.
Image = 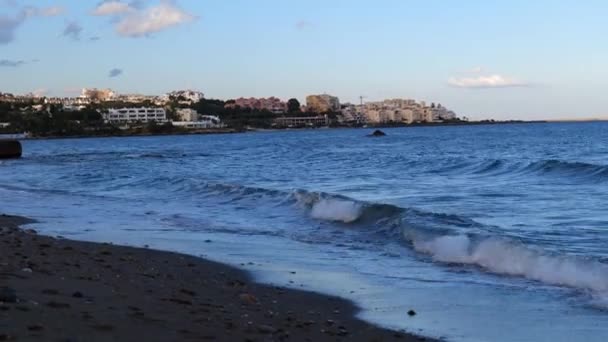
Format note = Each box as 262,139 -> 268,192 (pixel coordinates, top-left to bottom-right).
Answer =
1,0 -> 608,120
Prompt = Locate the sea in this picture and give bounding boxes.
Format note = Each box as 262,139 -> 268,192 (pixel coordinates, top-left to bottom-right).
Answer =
2,122 -> 608,342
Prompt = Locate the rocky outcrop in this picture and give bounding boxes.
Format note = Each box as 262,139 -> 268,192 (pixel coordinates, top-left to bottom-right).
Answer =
0,140 -> 22,159
367,130 -> 387,137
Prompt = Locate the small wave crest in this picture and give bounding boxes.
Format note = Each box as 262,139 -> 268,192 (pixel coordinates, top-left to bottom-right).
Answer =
292,190 -> 402,224
310,198 -> 363,223
435,158 -> 608,182
408,233 -> 608,295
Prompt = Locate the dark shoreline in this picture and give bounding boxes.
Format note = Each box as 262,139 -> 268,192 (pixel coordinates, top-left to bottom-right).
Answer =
0,214 -> 434,342
6,119 -> 557,141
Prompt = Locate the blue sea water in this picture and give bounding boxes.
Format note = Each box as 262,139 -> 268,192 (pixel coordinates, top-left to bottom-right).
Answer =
2,122 -> 608,341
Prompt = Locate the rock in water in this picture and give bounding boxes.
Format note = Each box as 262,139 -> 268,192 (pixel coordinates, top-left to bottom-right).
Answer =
368,130 -> 387,137
0,140 -> 22,159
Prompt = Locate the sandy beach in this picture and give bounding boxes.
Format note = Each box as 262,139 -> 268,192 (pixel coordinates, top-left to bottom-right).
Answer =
0,214 -> 431,342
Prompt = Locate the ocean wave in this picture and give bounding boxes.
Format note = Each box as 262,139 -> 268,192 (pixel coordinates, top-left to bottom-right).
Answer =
407,233 -> 608,294
291,189 -> 403,224
6,175 -> 608,304
435,158 -> 608,181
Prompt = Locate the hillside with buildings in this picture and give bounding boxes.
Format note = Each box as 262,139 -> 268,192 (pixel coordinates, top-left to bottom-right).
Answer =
0,88 -> 463,136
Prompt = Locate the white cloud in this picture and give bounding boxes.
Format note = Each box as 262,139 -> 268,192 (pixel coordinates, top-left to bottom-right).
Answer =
93,0 -> 196,37
448,74 -> 528,88
92,1 -> 134,16
116,1 -> 196,37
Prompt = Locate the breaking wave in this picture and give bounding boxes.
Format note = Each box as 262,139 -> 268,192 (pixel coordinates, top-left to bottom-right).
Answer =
409,234 -> 608,293
194,182 -> 608,304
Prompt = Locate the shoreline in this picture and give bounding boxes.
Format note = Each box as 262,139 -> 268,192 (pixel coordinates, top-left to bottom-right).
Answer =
0,214 -> 433,342
2,119 -> 558,141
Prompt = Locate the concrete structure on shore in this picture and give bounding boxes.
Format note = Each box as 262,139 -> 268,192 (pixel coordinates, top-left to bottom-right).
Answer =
103,107 -> 167,124
274,115 -> 329,127
306,94 -> 340,113
172,115 -> 224,129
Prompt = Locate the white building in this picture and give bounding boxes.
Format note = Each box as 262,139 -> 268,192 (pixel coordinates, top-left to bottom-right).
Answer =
103,107 -> 167,124
172,115 -> 224,129
164,90 -> 205,104
176,108 -> 200,122
359,98 -> 457,124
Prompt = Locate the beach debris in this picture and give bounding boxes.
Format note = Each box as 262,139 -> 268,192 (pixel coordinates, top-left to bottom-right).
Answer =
72,291 -> 83,298
179,288 -> 197,296
46,301 -> 71,309
407,309 -> 417,316
368,129 -> 387,137
0,333 -> 14,341
337,327 -> 349,336
239,293 -> 259,305
256,324 -> 276,334
27,324 -> 44,332
21,267 -> 33,273
41,289 -> 59,295
0,287 -> 17,303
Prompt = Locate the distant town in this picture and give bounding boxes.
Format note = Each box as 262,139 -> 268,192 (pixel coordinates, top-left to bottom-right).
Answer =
0,88 -> 474,137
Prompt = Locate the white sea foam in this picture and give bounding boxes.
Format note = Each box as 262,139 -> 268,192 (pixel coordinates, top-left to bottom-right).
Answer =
411,234 -> 608,295
310,198 -> 363,223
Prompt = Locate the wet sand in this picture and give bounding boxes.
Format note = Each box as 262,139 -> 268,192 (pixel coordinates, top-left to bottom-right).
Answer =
0,214 -> 433,342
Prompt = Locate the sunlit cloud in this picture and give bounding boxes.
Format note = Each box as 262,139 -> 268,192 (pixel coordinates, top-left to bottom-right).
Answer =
448,74 -> 528,89
92,1 -> 134,16
93,0 -> 197,37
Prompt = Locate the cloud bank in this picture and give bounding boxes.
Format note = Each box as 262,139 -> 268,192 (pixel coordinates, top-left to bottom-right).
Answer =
92,0 -> 196,37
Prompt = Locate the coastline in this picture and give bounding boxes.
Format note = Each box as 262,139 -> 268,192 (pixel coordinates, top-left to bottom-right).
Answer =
0,214 -> 433,342
8,119 -> 555,141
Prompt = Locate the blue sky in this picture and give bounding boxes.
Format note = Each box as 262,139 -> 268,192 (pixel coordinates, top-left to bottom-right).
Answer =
1,0 -> 608,120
